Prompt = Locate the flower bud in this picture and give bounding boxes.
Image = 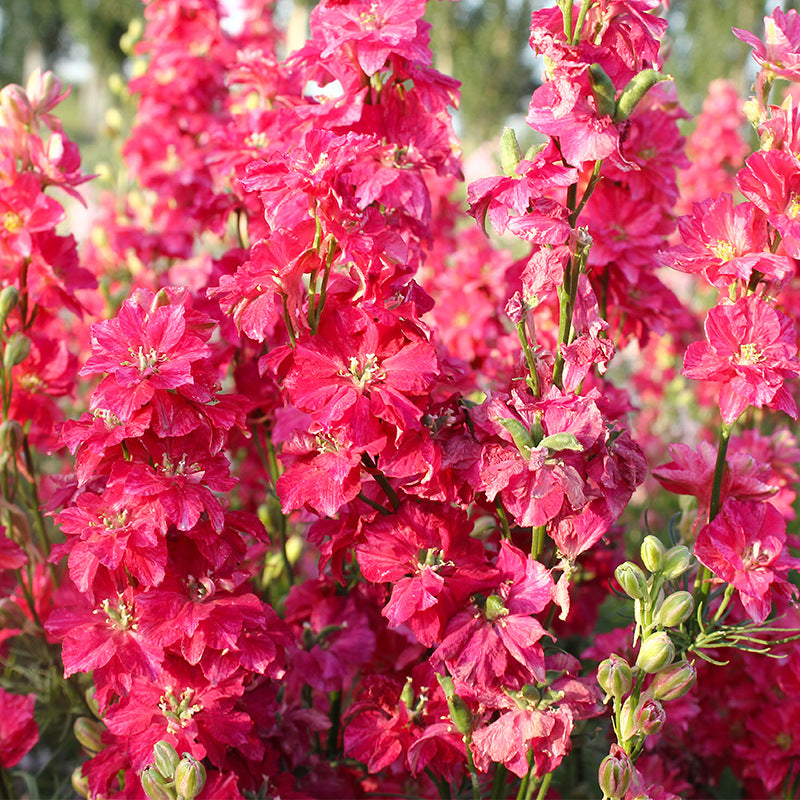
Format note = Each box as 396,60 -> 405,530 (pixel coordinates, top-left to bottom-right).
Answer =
0,286 -> 19,326
634,697 -> 665,735
174,754 -> 207,800
84,686 -> 101,718
662,545 -> 691,579
636,631 -> 675,674
598,746 -> 632,798
73,717 -> 104,754
640,535 -> 666,573
654,591 -> 694,627
447,694 -> 474,738
618,696 -> 637,741
650,660 -> 697,702
0,84 -> 32,125
71,766 -> 90,798
3,332 -> 31,370
141,766 -> 176,800
0,419 -> 24,456
153,740 -> 180,780
499,126 -> 521,177
615,562 -> 648,600
597,654 -> 633,699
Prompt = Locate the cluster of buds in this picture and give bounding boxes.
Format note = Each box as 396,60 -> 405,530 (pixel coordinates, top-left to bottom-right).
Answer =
596,537 -> 698,796
141,741 -> 207,800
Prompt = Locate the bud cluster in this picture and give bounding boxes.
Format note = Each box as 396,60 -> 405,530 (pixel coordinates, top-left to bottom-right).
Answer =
141,741 -> 207,800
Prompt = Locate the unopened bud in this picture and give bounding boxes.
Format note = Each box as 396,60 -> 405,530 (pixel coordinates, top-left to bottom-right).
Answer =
662,545 -> 692,579
3,332 -> 31,370
85,686 -> 101,718
650,660 -> 697,702
618,696 -> 637,741
71,766 -> 90,798
598,746 -> 632,798
655,591 -> 694,627
73,717 -> 105,754
153,740 -> 180,780
0,419 -> 24,455
174,754 -> 207,800
0,286 -> 19,326
499,126 -> 521,177
640,535 -> 666,573
0,84 -> 33,125
615,562 -> 648,600
597,654 -> 633,699
141,766 -> 176,800
634,697 -> 665,735
636,631 -> 675,674
742,98 -> 764,127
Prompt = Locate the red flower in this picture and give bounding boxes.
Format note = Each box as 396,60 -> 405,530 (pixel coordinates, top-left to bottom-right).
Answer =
733,9 -> 800,81
694,499 -> 800,623
683,295 -> 800,424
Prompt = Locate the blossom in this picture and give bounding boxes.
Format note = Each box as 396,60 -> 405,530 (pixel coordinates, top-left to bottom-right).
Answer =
0,690 -> 38,768
683,295 -> 800,424
694,499 -> 800,623
733,9 -> 800,81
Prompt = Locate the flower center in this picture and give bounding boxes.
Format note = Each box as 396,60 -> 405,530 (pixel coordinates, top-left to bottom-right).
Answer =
2,212 -> 23,233
159,686 -> 202,734
788,193 -> 800,219
123,345 -> 167,375
712,240 -> 736,262
99,595 -> 136,631
100,509 -> 129,530
736,342 -> 765,365
341,353 -> 384,389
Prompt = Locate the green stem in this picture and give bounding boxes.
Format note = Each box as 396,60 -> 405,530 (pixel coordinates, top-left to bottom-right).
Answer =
357,491 -> 392,517
491,764 -> 508,800
326,690 -> 342,757
571,0 -> 594,45
465,742 -> 481,800
569,160 -> 603,226
495,498 -> 511,539
0,765 -> 14,800
708,421 -> 733,523
314,239 -> 336,330
531,525 -> 546,560
425,768 -> 452,800
712,584 -> 735,624
361,454 -> 401,512
516,319 -> 540,397
560,0 -> 574,41
516,752 -> 535,800
533,772 -> 553,800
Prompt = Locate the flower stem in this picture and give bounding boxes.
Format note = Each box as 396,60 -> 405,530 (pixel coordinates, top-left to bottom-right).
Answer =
533,772 -> 553,800
708,421 -> 733,523
491,764 -> 508,800
516,319 -> 540,397
531,525 -> 546,560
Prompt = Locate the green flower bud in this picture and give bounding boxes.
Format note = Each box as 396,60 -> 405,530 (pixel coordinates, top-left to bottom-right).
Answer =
650,660 -> 697,702
654,590 -> 694,627
640,535 -> 666,573
618,696 -> 637,742
141,766 -> 176,800
174,755 -> 207,800
153,740 -> 180,780
614,69 -> 671,122
71,766 -> 90,798
636,631 -> 675,674
0,286 -> 19,326
85,686 -> 101,718
588,63 -> 618,118
499,126 -> 522,177
615,562 -> 648,600
597,654 -> 633,699
598,747 -> 632,798
0,419 -> 24,455
662,545 -> 692,579
3,332 -> 31,370
73,716 -> 105,754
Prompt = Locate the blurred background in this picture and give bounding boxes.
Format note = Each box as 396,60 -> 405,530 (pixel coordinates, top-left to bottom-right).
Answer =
0,0 -> 796,164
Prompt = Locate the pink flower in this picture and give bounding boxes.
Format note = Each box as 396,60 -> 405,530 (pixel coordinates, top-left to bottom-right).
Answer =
683,295 -> 800,424
733,9 -> 800,81
694,499 -> 800,623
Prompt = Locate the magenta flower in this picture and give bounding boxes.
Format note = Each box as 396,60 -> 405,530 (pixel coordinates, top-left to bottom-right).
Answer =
0,690 -> 38,768
694,499 -> 800,623
683,295 -> 800,424
733,9 -> 800,81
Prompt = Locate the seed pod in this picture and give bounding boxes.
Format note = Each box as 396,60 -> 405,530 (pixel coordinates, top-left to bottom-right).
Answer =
484,593 -> 508,621
655,590 -> 694,627
597,654 -> 633,699
636,631 -> 675,674
650,660 -> 697,702
73,717 -> 104,754
614,69 -> 671,121
588,63 -> 618,118
640,535 -> 666,573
